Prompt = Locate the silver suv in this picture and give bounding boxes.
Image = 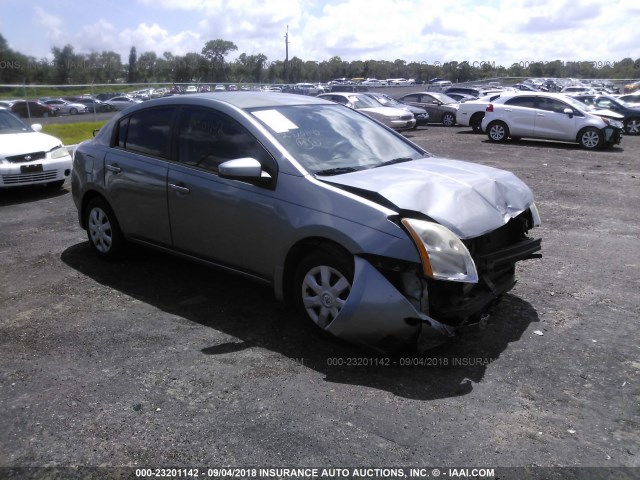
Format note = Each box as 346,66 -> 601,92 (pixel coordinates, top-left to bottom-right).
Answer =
481,92 -> 624,149
72,93 -> 541,352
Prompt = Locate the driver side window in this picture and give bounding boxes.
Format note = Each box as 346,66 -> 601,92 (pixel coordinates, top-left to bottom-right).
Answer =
177,107 -> 271,174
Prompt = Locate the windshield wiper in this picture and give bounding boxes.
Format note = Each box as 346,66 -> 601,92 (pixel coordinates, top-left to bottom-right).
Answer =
315,166 -> 363,176
374,157 -> 414,168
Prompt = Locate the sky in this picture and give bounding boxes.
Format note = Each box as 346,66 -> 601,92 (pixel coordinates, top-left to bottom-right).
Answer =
1,0 -> 638,68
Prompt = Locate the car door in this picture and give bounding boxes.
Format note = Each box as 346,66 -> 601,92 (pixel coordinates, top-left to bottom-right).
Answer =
532,97 -> 577,141
166,106 -> 281,279
104,106 -> 175,246
401,94 -> 441,122
501,96 -> 537,137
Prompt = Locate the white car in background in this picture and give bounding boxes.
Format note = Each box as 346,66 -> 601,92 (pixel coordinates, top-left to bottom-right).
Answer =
104,96 -> 143,111
456,93 -> 505,133
482,92 -> 624,149
318,92 -> 416,130
0,108 -> 72,189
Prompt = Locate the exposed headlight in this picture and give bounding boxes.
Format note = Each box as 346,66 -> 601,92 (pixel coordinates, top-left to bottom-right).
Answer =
50,146 -> 69,159
401,218 -> 479,283
600,116 -> 624,129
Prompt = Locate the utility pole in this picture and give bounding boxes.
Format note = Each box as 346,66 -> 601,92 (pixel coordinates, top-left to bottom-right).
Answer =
284,25 -> 290,83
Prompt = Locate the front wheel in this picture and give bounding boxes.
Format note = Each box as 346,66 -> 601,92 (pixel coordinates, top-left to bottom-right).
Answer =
487,121 -> 509,142
441,112 -> 455,127
579,127 -> 603,150
625,118 -> 640,135
69,108 -> 78,115
293,249 -> 354,332
85,197 -> 125,258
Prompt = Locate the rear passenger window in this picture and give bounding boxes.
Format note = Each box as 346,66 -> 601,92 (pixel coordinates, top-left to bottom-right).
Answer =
177,107 -> 272,174
504,97 -> 537,109
116,107 -> 175,159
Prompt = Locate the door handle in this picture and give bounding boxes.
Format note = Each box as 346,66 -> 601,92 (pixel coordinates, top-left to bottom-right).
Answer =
106,164 -> 121,173
537,113 -> 545,116
169,183 -> 190,194
504,108 -> 512,112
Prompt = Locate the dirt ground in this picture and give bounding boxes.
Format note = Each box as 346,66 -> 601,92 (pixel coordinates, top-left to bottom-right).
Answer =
1,124 -> 639,477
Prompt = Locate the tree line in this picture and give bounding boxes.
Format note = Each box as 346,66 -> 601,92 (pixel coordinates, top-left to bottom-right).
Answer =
1,33 -> 639,86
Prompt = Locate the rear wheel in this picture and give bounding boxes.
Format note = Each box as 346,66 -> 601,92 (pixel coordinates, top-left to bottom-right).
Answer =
579,127 -> 603,150
442,112 -> 455,127
85,197 -> 125,258
293,249 -> 353,332
487,121 -> 509,142
625,118 -> 640,135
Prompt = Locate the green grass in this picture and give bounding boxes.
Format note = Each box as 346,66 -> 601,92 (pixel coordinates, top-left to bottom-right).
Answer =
41,121 -> 107,145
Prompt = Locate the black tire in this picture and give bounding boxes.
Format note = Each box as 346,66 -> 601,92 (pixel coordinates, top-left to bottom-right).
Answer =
46,180 -> 65,189
442,112 -> 455,127
69,108 -> 78,115
470,113 -> 484,133
85,197 -> 125,259
578,127 -> 603,150
293,248 -> 354,333
487,121 -> 509,142
625,118 -> 640,135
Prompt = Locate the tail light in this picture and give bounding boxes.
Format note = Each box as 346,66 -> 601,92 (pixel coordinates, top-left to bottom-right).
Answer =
486,104 -> 494,112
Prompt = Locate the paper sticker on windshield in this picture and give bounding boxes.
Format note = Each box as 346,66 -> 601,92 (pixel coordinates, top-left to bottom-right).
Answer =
252,110 -> 298,133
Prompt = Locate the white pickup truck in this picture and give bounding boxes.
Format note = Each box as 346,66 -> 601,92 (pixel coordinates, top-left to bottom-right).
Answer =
455,92 -> 505,133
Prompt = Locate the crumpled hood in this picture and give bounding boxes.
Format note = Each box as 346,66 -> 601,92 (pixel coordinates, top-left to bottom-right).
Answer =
324,158 -> 535,239
0,132 -> 63,157
594,109 -> 624,120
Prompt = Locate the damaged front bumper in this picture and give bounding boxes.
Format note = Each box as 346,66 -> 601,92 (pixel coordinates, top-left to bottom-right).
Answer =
603,126 -> 623,145
326,228 -> 542,354
326,256 -> 456,354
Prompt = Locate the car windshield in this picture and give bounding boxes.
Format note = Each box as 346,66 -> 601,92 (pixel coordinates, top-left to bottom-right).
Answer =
0,110 -> 31,134
370,94 -> 400,107
348,95 -> 380,109
562,95 -> 597,112
251,105 -> 427,175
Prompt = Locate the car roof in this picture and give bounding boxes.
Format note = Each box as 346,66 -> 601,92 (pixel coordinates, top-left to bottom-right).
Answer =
139,92 -> 333,110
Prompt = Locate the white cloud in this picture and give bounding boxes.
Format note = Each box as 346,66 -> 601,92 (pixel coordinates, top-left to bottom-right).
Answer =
119,23 -> 202,56
17,0 -> 640,69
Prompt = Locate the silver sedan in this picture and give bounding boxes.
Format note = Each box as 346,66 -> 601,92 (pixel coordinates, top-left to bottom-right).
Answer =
71,93 -> 541,353
42,99 -> 88,115
103,96 -> 143,111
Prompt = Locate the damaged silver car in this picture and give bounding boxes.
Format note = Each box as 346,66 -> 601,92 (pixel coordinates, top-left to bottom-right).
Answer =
71,93 -> 542,353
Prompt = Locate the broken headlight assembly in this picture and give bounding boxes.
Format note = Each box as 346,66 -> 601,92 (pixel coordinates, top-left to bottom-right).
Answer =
401,218 -> 479,283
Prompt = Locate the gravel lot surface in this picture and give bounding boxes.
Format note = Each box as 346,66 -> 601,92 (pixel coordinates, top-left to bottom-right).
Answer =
1,125 -> 639,476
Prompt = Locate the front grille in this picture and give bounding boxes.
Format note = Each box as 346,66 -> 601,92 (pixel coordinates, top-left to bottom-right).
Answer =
5,151 -> 46,163
2,171 -> 58,184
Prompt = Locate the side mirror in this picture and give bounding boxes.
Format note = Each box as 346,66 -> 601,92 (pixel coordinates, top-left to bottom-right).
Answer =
31,123 -> 43,132
563,108 -> 574,118
218,157 -> 271,181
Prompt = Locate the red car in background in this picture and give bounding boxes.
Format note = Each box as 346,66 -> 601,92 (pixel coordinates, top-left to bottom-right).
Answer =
10,101 -> 59,118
